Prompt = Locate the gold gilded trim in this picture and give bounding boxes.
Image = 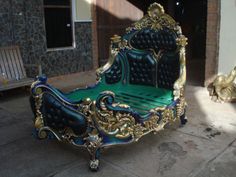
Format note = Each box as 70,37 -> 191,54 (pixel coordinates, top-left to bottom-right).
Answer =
33,94 -> 47,139
174,35 -> 188,100
96,35 -> 122,80
126,3 -> 178,32
34,94 -> 44,129
92,91 -> 182,141
208,66 -> 236,102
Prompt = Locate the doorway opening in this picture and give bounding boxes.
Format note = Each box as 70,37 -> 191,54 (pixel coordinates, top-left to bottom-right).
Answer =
128,0 -> 207,86
95,0 -> 208,86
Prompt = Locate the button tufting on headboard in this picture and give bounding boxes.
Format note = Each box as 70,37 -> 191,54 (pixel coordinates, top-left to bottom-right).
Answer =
157,53 -> 180,89
129,28 -> 177,53
105,56 -> 122,84
126,50 -> 156,86
104,25 -> 180,89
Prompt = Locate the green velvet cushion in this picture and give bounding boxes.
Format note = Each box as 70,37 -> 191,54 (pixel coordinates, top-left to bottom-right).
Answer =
66,81 -> 173,115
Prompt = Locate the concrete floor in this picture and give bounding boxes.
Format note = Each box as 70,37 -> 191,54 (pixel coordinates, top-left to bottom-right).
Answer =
0,73 -> 236,177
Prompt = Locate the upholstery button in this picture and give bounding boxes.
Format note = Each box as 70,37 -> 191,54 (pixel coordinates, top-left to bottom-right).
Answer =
56,109 -> 61,115
58,123 -> 64,128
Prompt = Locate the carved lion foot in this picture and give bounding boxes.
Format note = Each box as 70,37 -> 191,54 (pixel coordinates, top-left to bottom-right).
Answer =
180,110 -> 188,125
89,159 -> 99,171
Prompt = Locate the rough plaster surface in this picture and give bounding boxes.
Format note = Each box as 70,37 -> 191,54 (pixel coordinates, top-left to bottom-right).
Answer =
218,0 -> 236,74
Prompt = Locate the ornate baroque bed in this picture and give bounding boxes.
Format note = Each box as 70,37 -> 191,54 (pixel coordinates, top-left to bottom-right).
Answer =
30,3 -> 188,171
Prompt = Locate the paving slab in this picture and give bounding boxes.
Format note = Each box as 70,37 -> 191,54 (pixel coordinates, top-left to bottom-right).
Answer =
0,137 -> 88,177
52,160 -> 138,177
0,121 -> 32,146
232,140 -> 236,147
0,96 -> 34,146
101,129 -> 226,177
192,146 -> 236,177
48,70 -> 97,92
0,94 -> 32,116
176,86 -> 236,145
0,107 -> 23,128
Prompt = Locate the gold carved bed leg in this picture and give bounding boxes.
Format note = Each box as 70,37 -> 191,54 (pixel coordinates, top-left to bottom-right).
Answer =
85,130 -> 102,171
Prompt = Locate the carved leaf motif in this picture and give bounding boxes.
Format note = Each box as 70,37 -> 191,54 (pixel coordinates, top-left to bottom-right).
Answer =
126,3 -> 178,32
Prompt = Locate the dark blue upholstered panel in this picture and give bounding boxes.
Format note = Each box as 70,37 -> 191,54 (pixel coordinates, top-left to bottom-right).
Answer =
157,53 -> 180,89
126,50 -> 156,86
41,93 -> 88,135
105,56 -> 122,84
129,28 -> 177,53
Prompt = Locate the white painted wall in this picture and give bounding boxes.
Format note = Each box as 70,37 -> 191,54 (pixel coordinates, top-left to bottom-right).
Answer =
218,0 -> 236,74
73,0 -> 92,22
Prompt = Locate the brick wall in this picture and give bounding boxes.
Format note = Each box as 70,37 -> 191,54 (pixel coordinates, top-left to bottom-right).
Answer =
205,0 -> 221,85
